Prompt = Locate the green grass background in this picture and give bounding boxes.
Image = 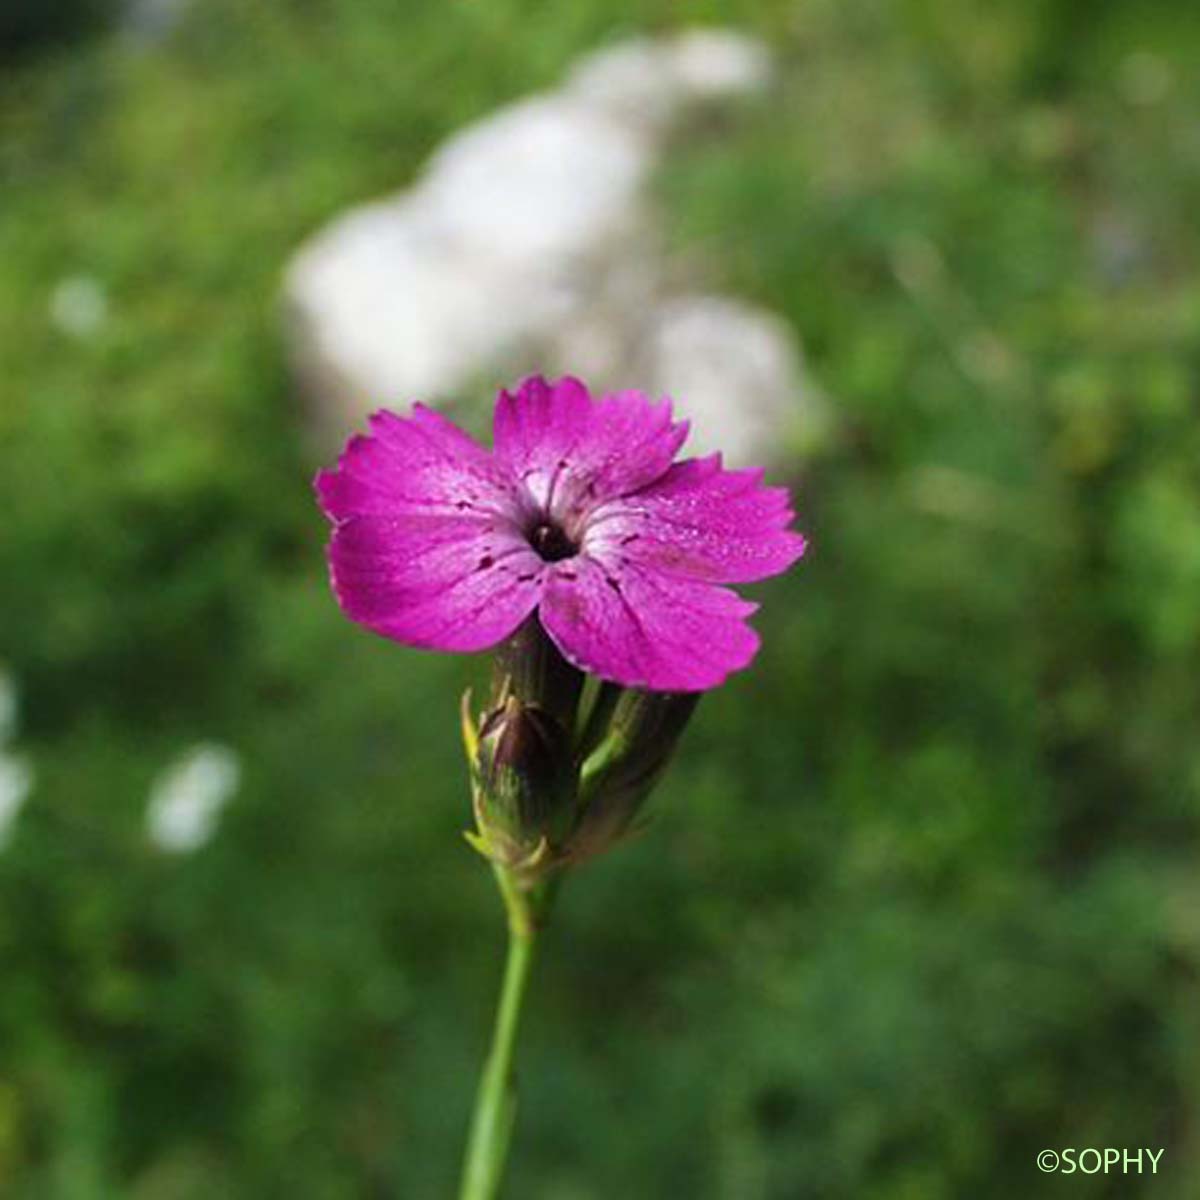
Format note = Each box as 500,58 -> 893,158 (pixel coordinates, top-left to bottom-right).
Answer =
1,0 -> 1198,1195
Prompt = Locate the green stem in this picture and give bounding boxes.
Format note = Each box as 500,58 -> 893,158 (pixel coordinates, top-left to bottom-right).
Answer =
458,873 -> 552,1200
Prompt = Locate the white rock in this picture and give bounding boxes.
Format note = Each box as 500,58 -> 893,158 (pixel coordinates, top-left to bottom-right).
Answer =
668,28 -> 772,101
286,28 -> 826,466
421,97 -> 650,263
289,202 -> 572,405
638,295 -> 825,464
566,37 -> 691,132
287,90 -> 652,418
566,30 -> 770,129
146,742 -> 241,854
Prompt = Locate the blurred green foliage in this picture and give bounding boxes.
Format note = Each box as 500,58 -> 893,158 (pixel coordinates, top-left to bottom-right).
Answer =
1,0 -> 1198,1196
1,0 -> 119,62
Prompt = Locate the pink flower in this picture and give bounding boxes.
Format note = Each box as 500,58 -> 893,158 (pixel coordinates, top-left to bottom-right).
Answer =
315,376 -> 806,691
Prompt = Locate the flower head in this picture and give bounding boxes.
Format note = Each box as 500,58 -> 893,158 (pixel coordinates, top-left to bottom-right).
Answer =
315,375 -> 805,691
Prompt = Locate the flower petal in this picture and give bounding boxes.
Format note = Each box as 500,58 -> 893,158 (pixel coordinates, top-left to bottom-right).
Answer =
316,404 -> 516,523
584,454 -> 807,583
327,514 -> 545,651
493,375 -> 689,513
538,555 -> 760,691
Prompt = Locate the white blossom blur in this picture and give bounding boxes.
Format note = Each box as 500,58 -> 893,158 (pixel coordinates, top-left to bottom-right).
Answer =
0,664 -> 33,849
0,666 -> 17,746
49,276 -> 109,338
146,742 -> 241,853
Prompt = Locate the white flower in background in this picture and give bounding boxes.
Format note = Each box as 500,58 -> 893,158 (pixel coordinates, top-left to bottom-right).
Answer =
146,742 -> 241,853
0,664 -> 33,850
0,665 -> 17,746
49,275 -> 109,338
0,756 -> 34,850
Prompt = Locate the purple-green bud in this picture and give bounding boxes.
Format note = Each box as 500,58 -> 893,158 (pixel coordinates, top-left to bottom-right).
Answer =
468,695 -> 577,874
569,690 -> 700,862
463,619 -> 701,878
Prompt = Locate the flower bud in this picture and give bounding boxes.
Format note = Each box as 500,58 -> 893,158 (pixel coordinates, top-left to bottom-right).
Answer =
467,694 -> 577,874
569,690 -> 700,862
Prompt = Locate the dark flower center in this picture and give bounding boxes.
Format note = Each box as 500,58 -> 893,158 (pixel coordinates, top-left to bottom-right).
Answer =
529,521 -> 577,563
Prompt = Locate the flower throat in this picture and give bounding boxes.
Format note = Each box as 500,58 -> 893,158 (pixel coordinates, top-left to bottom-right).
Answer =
529,521 -> 576,562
